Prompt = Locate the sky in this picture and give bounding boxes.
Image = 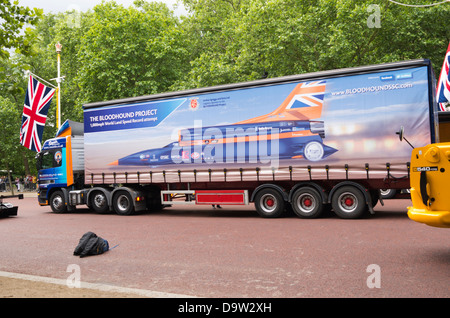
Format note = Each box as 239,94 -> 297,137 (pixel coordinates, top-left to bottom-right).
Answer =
18,0 -> 187,16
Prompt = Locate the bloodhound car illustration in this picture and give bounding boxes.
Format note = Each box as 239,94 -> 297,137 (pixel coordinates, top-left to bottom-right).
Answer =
110,80 -> 337,167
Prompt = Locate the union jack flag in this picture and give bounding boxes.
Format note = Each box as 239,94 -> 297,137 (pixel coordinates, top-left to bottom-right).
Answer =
437,42 -> 450,111
20,75 -> 55,152
286,80 -> 326,109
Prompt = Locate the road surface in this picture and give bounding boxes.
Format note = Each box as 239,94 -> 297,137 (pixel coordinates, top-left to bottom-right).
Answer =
0,194 -> 448,298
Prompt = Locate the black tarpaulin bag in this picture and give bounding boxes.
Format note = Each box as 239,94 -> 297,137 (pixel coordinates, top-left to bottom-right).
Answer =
73,231 -> 109,258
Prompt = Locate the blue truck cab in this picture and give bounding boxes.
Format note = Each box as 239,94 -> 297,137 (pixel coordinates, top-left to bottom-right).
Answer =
36,120 -> 84,212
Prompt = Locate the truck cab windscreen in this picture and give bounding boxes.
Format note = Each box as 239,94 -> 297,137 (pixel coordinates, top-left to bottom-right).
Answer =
36,148 -> 62,170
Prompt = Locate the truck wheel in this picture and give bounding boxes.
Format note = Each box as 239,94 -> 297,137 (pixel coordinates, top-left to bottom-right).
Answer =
90,191 -> 109,213
331,186 -> 367,219
303,141 -> 324,161
254,188 -> 285,218
50,190 -> 67,213
113,191 -> 135,215
291,187 -> 323,218
380,189 -> 396,199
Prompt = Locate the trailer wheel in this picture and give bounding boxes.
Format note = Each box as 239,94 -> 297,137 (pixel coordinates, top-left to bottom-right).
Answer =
50,190 -> 67,213
380,188 -> 396,199
291,187 -> 323,218
254,188 -> 285,218
331,186 -> 367,219
113,191 -> 135,215
89,191 -> 109,213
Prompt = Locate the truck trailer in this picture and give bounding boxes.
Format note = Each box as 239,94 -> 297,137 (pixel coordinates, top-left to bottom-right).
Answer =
36,59 -> 439,219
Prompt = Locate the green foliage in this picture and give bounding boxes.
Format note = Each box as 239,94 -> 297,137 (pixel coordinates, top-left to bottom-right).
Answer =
0,96 -> 19,163
0,0 -> 449,174
76,0 -> 190,103
179,0 -> 450,87
0,0 -> 42,60
0,95 -> 32,176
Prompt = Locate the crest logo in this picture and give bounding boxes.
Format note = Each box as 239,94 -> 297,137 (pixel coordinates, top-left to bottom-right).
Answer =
189,98 -> 199,110
54,151 -> 62,164
191,152 -> 200,160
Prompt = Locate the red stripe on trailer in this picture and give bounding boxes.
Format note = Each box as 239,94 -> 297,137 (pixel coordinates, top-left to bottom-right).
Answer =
195,190 -> 248,205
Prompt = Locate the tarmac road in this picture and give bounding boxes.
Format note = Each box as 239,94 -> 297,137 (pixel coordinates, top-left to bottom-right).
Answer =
0,193 -> 448,298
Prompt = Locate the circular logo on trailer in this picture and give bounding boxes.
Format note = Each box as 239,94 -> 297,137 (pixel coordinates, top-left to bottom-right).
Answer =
54,151 -> 62,164
303,141 -> 324,161
191,152 -> 200,160
190,98 -> 199,110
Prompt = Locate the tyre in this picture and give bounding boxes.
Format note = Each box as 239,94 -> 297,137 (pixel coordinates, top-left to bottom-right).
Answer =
254,188 -> 285,218
380,188 -> 396,199
291,187 -> 323,218
303,141 -> 324,161
113,191 -> 135,215
331,186 -> 367,219
89,191 -> 109,213
50,190 -> 67,213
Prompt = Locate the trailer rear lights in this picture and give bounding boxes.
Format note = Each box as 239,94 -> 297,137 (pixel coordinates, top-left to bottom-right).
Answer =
136,196 -> 144,202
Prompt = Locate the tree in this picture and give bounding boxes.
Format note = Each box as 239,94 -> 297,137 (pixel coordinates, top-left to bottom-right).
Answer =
0,43 -> 40,178
179,0 -> 450,88
0,95 -> 28,176
0,0 -> 41,60
75,0 -> 191,103
1,0 -> 449,177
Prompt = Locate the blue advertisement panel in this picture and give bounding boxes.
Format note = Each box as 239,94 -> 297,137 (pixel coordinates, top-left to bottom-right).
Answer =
38,137 -> 69,188
84,66 -> 432,184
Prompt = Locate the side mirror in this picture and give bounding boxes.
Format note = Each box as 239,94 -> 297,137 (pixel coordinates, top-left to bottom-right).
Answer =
396,126 -> 404,141
396,126 -> 414,149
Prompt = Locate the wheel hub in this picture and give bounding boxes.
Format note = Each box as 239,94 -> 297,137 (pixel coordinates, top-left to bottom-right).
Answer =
303,198 -> 313,207
94,194 -> 106,207
53,197 -> 63,210
338,192 -> 358,212
344,198 -> 354,206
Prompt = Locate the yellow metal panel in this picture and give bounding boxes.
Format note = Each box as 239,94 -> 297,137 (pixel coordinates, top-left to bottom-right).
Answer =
409,142 -> 450,227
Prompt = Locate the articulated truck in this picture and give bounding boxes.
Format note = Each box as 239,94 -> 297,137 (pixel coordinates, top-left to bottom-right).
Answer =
36,59 -> 439,219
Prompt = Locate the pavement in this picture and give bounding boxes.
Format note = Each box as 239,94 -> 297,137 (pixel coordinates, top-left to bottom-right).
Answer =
1,191 -> 151,298
1,191 -> 37,198
2,192 -> 448,299
0,271 -> 151,298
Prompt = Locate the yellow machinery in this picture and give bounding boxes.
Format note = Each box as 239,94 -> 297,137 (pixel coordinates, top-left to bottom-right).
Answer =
400,125 -> 450,228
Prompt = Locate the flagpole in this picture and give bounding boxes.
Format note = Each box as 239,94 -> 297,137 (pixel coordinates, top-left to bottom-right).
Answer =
26,71 -> 57,89
55,42 -> 62,129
